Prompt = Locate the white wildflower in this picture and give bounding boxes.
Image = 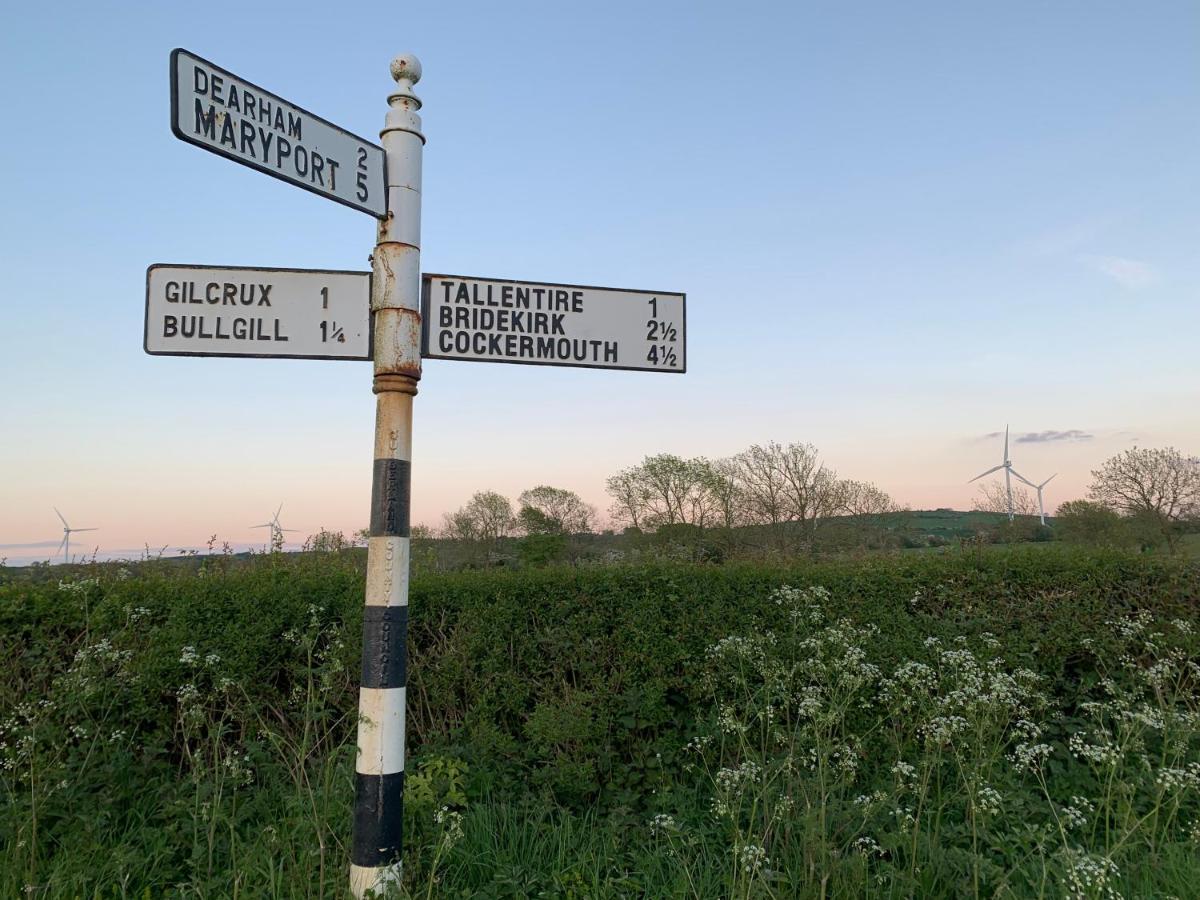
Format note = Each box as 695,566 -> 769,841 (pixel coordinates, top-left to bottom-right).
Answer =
649,813 -> 677,835
737,843 -> 769,874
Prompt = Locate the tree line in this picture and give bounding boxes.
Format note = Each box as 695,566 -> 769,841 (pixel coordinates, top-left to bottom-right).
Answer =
347,443 -> 1197,563
605,442 -> 898,537
436,441 -> 899,546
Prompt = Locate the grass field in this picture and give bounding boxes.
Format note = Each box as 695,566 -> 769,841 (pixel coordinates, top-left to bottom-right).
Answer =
2,546 -> 1199,897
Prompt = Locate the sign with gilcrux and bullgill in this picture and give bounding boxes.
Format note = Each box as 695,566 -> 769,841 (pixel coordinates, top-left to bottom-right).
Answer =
145,265 -> 370,360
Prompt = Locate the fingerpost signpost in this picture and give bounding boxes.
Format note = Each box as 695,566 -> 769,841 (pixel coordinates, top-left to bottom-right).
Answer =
151,49 -> 686,897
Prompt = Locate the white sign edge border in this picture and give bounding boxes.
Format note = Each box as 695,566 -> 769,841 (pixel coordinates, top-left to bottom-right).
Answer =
419,273 -> 687,374
143,263 -> 373,362
169,48 -> 387,219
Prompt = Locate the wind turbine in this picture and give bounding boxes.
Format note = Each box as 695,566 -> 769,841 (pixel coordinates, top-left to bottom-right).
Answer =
968,426 -> 1036,521
54,507 -> 97,564
1028,474 -> 1057,526
252,503 -> 299,550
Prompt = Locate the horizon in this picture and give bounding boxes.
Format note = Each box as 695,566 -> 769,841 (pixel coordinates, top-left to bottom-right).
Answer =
1,503 -> 1060,569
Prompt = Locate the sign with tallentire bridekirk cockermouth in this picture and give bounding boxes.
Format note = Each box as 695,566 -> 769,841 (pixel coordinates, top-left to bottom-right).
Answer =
421,274 -> 686,373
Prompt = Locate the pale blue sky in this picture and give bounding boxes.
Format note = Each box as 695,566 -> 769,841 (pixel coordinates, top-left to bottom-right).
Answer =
2,1 -> 1198,562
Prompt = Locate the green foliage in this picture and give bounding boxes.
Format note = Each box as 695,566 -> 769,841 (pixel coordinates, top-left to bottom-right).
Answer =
1,548 -> 1199,896
405,754 -> 469,815
1057,499 -> 1134,548
517,532 -> 567,567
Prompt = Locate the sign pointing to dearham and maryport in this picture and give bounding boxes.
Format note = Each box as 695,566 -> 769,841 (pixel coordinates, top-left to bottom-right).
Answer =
421,275 -> 686,373
170,49 -> 386,217
145,264 -> 370,360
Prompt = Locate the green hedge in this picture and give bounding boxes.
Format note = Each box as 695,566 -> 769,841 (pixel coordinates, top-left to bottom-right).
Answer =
2,547 -> 1196,809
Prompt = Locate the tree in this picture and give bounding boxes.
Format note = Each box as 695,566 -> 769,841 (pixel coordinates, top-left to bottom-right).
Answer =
734,442 -> 790,527
839,480 -> 899,517
777,442 -> 843,543
972,480 -> 1039,517
304,529 -> 350,552
1055,499 -> 1132,548
517,485 -> 595,535
441,509 -> 478,541
442,491 -> 513,544
605,454 -> 718,529
605,468 -> 646,530
1088,447 -> 1200,548
729,441 -> 843,549
702,457 -> 746,529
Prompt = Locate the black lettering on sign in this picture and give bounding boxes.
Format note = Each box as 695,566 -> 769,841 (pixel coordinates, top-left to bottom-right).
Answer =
356,147 -> 369,202
239,120 -> 255,155
163,316 -> 178,338
370,459 -> 411,538
194,100 -> 216,139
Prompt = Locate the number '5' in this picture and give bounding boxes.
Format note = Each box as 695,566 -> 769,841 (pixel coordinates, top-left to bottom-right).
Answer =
356,147 -> 369,202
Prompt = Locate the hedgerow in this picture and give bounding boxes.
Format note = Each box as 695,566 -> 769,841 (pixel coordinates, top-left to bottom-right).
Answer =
0,547 -> 1196,896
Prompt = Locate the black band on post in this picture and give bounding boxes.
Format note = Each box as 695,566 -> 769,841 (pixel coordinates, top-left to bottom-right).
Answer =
352,771 -> 406,868
361,605 -> 408,689
370,459 -> 411,537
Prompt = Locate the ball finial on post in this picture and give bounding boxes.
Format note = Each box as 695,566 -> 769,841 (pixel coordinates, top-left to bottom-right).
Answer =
390,54 -> 422,86
387,54 -> 422,111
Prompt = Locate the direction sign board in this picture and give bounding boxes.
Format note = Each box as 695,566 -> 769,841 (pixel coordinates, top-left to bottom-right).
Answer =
170,49 -> 386,217
421,275 -> 686,373
145,265 -> 370,360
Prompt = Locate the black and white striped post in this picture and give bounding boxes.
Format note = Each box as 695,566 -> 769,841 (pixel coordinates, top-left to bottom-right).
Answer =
351,54 -> 424,898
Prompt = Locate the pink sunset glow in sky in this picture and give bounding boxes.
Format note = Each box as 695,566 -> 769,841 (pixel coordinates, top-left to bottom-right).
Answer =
2,1 -> 1198,564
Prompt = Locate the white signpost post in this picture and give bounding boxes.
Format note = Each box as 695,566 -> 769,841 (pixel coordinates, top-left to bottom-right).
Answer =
154,49 -> 686,898
145,265 -> 370,360
170,49 -> 386,217
422,274 -> 686,372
